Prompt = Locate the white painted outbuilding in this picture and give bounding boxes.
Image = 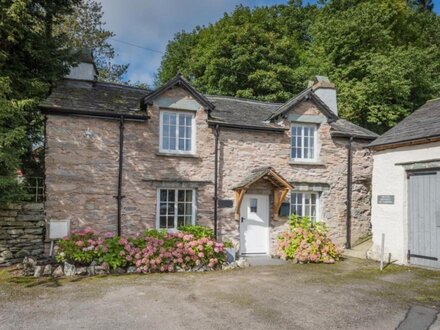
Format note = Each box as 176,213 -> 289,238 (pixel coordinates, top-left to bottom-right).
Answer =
368,99 -> 440,268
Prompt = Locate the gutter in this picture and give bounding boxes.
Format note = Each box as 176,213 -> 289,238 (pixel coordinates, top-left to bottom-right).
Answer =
207,121 -> 286,133
116,116 -> 125,236
40,105 -> 149,121
346,136 -> 353,249
213,125 -> 220,240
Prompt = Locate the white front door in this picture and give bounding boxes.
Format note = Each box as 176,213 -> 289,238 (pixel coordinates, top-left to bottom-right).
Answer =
240,194 -> 269,255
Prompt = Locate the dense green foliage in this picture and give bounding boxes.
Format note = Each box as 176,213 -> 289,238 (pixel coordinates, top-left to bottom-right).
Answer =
158,0 -> 440,133
277,214 -> 342,263
0,0 -> 80,202
0,0 -> 133,203
56,227 -> 226,272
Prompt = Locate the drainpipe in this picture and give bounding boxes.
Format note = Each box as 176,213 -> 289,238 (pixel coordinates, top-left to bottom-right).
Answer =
214,124 -> 220,240
346,136 -> 353,249
116,115 -> 125,236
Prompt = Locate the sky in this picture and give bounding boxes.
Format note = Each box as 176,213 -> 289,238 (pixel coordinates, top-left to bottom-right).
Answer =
100,0 -> 440,87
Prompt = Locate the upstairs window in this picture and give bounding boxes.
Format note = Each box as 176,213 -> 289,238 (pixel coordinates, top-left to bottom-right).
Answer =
160,111 -> 195,154
291,124 -> 317,162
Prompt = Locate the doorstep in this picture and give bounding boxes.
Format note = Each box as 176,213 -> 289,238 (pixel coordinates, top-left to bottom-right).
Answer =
243,255 -> 287,266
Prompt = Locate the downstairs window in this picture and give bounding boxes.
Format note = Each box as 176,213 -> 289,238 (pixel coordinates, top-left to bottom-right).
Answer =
157,189 -> 195,230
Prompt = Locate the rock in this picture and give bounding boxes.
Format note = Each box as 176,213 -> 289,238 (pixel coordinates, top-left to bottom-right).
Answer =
52,265 -> 64,277
75,267 -> 87,275
87,265 -> 96,276
100,262 -> 109,271
43,264 -> 52,276
113,267 -> 125,274
176,266 -> 185,273
23,256 -> 37,276
64,262 -> 76,276
236,258 -> 249,268
127,266 -> 136,274
34,266 -> 43,277
95,266 -> 108,275
1,250 -> 13,260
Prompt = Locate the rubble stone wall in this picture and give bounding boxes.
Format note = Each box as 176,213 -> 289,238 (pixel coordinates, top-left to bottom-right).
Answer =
0,203 -> 45,265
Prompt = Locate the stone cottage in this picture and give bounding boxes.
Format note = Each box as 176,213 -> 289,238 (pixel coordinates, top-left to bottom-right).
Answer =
40,55 -> 378,255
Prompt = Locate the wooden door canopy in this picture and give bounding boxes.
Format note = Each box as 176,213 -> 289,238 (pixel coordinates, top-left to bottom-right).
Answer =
232,167 -> 293,220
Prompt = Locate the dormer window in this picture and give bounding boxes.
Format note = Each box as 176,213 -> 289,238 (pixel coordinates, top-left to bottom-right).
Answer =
160,110 -> 195,154
291,123 -> 318,162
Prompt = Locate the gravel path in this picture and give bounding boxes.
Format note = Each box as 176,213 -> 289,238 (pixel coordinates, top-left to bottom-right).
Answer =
0,258 -> 439,330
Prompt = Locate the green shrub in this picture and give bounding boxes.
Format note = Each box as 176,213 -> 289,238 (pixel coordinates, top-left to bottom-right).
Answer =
177,225 -> 214,239
277,214 -> 342,263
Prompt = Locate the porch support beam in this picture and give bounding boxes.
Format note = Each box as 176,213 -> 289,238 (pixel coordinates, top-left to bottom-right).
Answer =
234,189 -> 246,220
273,188 -> 289,220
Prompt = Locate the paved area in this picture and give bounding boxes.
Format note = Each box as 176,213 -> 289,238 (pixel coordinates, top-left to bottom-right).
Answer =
0,257 -> 439,330
397,305 -> 438,330
245,256 -> 287,266
343,239 -> 372,259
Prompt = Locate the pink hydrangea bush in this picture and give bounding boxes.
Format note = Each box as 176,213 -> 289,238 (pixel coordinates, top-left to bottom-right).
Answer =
56,227 -> 226,272
276,215 -> 342,264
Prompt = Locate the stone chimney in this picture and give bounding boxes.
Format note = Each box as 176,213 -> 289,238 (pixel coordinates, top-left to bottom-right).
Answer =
309,76 -> 338,116
65,48 -> 98,81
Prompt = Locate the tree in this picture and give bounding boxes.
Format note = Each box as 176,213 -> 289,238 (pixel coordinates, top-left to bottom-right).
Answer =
408,0 -> 434,11
158,4 -> 317,101
308,0 -> 440,132
0,0 -> 80,202
56,0 -> 129,84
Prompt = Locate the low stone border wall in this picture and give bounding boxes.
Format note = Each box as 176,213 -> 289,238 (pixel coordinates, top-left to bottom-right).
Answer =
0,203 -> 45,266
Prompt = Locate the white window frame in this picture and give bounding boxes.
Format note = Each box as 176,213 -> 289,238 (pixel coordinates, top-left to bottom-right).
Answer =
290,191 -> 320,223
159,110 -> 196,155
156,188 -> 197,231
290,123 -> 318,162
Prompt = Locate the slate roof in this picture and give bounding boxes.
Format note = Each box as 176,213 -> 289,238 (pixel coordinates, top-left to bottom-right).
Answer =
40,79 -> 148,116
207,96 -> 284,131
233,167 -> 293,190
369,98 -> 440,148
40,78 -> 378,139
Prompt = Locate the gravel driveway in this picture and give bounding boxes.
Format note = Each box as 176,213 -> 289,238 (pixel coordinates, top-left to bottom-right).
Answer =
0,257 -> 439,330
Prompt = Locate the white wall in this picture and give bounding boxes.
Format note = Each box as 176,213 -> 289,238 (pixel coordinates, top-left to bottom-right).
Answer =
66,62 -> 97,81
369,141 -> 440,264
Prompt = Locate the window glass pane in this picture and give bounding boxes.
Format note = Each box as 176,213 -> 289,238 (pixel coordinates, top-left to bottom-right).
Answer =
178,190 -> 185,202
177,216 -> 185,227
186,190 -> 192,202
160,190 -> 167,202
179,115 -> 185,126
178,203 -> 185,215
163,113 -> 169,125
185,115 -> 192,126
179,126 -> 185,137
185,216 -> 192,225
179,138 -> 185,150
159,216 -> 167,228
185,203 -> 192,215
250,198 -> 258,213
160,203 -> 167,215
169,114 -> 176,125
167,215 -> 174,228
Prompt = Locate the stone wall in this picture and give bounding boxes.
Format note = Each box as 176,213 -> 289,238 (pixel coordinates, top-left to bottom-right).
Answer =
45,86 -> 373,252
0,203 -> 45,265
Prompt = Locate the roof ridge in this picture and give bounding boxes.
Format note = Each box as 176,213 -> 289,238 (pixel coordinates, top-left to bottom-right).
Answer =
62,78 -> 150,92
206,95 -> 282,106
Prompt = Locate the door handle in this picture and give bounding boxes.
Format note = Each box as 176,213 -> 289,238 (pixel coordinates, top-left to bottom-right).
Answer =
241,217 -> 244,223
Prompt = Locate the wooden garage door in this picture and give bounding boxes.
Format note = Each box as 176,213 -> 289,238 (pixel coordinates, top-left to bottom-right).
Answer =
408,171 -> 440,268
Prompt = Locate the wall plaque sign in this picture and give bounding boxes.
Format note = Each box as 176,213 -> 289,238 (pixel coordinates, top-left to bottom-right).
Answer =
377,195 -> 395,204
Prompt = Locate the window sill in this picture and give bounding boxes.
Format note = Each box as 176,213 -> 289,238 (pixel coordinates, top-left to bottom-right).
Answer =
156,152 -> 200,159
289,160 -> 325,166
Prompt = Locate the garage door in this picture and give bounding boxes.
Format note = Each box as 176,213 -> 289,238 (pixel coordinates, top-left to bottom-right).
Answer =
408,171 -> 440,268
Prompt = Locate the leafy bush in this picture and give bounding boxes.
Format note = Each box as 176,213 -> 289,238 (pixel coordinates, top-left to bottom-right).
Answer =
276,214 -> 342,264
177,225 -> 214,239
56,227 -> 226,273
